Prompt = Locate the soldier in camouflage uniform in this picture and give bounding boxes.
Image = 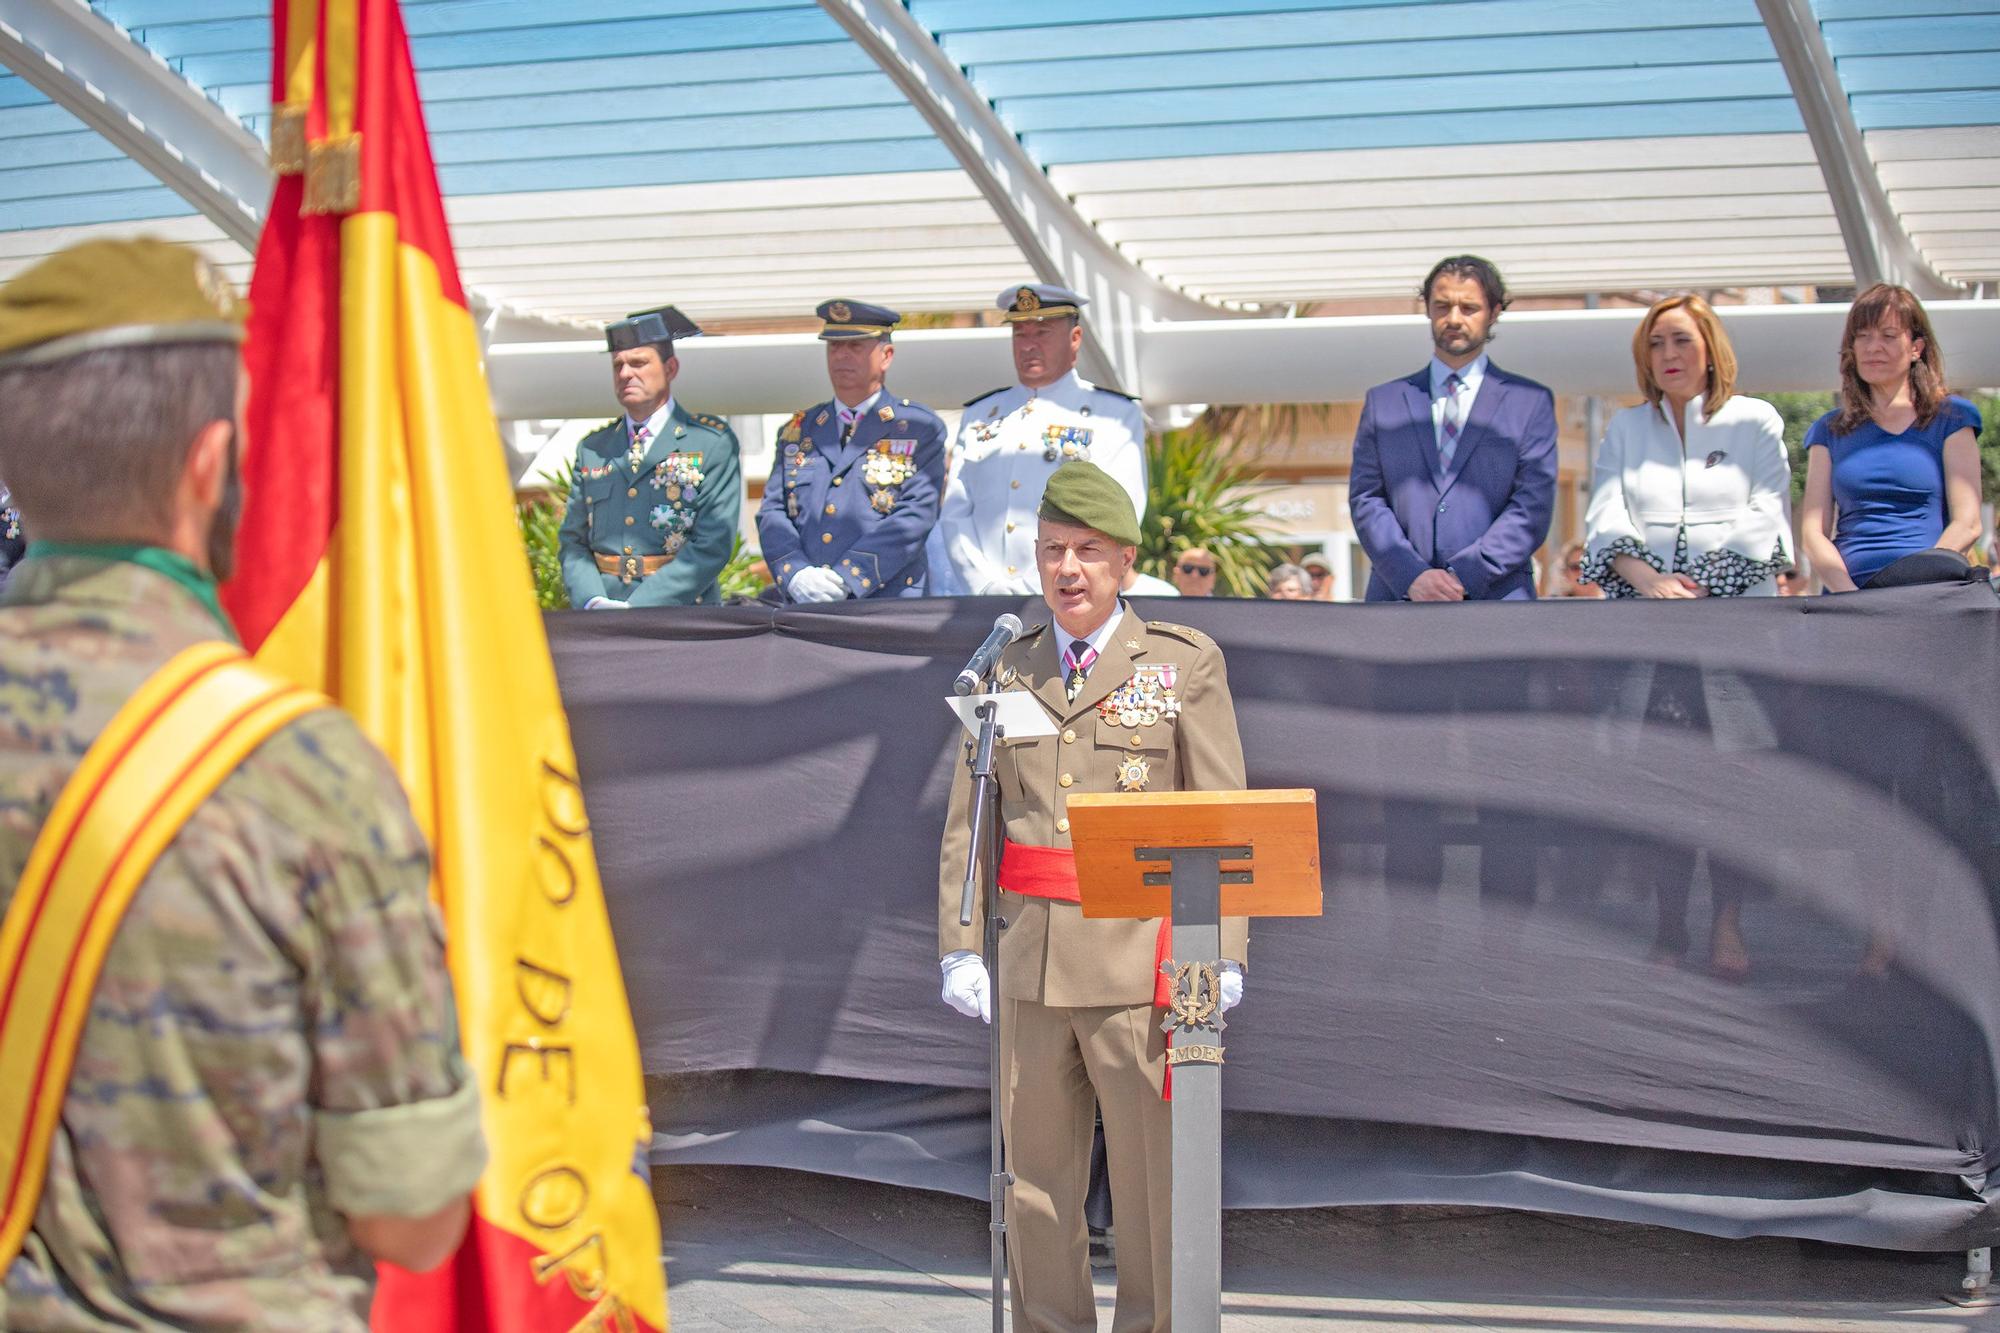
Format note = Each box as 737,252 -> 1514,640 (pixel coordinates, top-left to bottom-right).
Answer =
0,239 -> 485,1329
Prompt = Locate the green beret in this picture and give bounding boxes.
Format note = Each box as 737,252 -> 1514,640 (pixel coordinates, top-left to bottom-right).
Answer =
1037,460 -> 1141,547
0,237 -> 247,370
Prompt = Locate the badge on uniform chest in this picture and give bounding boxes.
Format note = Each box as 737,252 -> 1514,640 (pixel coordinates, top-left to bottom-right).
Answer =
649,452 -> 704,544
1042,424 -> 1092,463
1097,664 -> 1180,728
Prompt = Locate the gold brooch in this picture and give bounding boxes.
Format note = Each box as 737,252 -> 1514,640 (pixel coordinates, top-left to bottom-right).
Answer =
1116,755 -> 1150,791
1160,960 -> 1221,1033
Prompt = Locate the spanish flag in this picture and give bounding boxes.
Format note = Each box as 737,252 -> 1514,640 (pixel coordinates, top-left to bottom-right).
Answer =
222,2 -> 667,1329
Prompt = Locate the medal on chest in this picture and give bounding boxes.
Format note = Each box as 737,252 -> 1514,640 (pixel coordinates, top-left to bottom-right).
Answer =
1097,664 -> 1181,729
649,451 -> 704,543
1042,424 -> 1092,463
1115,755 -> 1152,792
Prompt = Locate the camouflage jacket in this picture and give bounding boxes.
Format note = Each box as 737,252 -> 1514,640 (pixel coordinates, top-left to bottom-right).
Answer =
0,556 -> 486,1331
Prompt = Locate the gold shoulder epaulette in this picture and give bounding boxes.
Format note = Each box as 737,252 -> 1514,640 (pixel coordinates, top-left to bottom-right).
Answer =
1147,620 -> 1214,648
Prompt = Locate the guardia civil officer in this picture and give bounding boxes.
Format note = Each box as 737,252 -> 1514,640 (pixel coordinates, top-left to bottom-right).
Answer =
558,305 -> 742,608
938,461 -> 1247,1332
757,300 -> 947,599
937,284 -> 1148,595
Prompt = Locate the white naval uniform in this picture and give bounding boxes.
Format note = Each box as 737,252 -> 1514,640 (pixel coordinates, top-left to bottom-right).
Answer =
937,370 -> 1147,595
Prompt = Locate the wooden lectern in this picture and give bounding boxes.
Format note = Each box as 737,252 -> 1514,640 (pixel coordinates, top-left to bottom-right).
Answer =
1066,788 -> 1322,1333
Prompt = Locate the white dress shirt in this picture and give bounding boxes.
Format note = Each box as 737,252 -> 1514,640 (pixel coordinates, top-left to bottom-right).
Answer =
1584,392 -> 1793,596
834,388 -> 882,428
938,371 -> 1148,596
1062,599 -> 1129,669
1428,353 -> 1488,462
626,396 -> 677,449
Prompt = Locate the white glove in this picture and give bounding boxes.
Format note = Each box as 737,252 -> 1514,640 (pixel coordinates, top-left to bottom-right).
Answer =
940,950 -> 991,1023
585,596 -> 630,610
788,566 -> 848,603
1218,961 -> 1244,1014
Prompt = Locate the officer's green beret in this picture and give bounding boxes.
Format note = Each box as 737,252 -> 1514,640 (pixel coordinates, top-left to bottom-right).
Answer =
0,238 -> 247,370
1038,460 -> 1141,547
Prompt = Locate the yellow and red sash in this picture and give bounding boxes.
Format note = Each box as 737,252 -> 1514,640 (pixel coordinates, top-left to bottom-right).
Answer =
0,642 -> 326,1270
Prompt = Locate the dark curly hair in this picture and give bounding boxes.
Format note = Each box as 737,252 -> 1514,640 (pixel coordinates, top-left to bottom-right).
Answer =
1419,255 -> 1510,315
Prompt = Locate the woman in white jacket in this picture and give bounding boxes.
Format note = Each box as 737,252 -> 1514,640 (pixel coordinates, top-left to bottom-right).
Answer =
1584,295 -> 1793,979
1583,295 -> 1792,598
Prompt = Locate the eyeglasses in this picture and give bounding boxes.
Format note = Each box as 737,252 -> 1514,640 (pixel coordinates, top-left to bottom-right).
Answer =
1177,563 -> 1213,576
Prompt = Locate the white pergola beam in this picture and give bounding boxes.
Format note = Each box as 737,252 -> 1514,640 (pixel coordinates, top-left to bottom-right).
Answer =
487,302 -> 2000,420
0,0 -> 266,247
1755,0 -> 1960,298
816,0 -> 1252,396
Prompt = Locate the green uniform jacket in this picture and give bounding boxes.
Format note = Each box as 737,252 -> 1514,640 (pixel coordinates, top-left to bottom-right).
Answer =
938,608 -> 1250,1006
558,402 -> 742,608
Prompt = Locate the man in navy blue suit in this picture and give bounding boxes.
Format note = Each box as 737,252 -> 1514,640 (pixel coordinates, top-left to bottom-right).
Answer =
1348,256 -> 1557,602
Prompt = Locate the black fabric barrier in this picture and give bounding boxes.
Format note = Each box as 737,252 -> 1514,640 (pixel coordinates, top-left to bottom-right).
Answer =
550,584 -> 2000,1249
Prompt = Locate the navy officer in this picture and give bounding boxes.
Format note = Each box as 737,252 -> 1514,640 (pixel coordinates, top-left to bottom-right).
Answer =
937,283 -> 1148,596
559,305 -> 742,609
758,300 -> 947,600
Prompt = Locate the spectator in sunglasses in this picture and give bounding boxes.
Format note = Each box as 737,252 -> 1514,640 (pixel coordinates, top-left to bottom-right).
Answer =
1171,546 -> 1217,597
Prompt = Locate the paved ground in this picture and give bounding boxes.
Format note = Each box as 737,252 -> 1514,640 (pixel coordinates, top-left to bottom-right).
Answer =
658,1165 -> 2000,1332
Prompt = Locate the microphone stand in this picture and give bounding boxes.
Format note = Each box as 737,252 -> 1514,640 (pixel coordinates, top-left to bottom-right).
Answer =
957,686 -> 1009,1332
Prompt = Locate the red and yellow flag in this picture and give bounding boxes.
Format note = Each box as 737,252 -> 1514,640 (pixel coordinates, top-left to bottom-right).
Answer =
224,2 -> 667,1329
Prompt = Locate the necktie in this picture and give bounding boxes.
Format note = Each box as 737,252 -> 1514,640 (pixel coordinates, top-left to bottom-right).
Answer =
838,405 -> 857,446
1063,639 -> 1097,702
1439,372 -> 1464,465
628,420 -> 650,471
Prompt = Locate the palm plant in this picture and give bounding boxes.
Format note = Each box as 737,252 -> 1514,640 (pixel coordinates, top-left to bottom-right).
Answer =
1141,428 -> 1280,598
517,463 -> 572,611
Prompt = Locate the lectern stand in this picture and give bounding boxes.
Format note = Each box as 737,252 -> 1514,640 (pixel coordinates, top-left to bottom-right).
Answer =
1065,788 -> 1322,1333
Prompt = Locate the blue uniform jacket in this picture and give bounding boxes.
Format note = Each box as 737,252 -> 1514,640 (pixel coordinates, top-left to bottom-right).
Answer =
1348,361 -> 1557,602
756,390 -> 947,598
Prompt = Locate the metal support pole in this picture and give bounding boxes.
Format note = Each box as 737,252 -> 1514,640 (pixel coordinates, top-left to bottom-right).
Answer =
1139,844 -> 1249,1333
958,699 -> 1009,1333
1948,1247 -> 1993,1307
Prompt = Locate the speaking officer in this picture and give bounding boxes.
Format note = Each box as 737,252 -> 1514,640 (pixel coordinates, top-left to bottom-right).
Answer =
937,284 -> 1148,596
559,305 -> 742,609
758,300 -> 947,600
938,461 -> 1246,1333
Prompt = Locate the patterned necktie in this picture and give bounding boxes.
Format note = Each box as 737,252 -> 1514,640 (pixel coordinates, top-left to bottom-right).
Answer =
838,405 -> 857,446
628,420 -> 650,471
1439,372 -> 1464,466
1063,639 -> 1097,702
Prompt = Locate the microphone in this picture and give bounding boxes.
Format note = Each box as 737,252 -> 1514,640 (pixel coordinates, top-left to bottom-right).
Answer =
952,613 -> 1024,696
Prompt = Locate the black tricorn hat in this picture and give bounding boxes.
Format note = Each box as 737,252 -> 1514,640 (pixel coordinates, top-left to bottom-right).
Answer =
606,304 -> 702,353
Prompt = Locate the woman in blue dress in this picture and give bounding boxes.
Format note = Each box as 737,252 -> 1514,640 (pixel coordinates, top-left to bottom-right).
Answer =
1799,284 -> 1984,592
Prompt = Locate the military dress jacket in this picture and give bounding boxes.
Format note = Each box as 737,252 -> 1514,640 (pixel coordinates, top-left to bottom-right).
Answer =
0,556 -> 484,1330
937,371 -> 1148,596
755,390 -> 947,598
938,608 -> 1249,1007
558,401 -> 742,608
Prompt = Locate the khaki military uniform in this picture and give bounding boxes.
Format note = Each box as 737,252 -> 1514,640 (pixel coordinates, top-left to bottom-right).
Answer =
0,556 -> 485,1330
940,607 -> 1247,1333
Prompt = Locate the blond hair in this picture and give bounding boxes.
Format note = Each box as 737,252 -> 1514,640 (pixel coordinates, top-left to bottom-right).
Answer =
1632,294 -> 1736,420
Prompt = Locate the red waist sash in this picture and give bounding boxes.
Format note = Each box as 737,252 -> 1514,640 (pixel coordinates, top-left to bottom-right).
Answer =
998,841 -> 1171,1011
